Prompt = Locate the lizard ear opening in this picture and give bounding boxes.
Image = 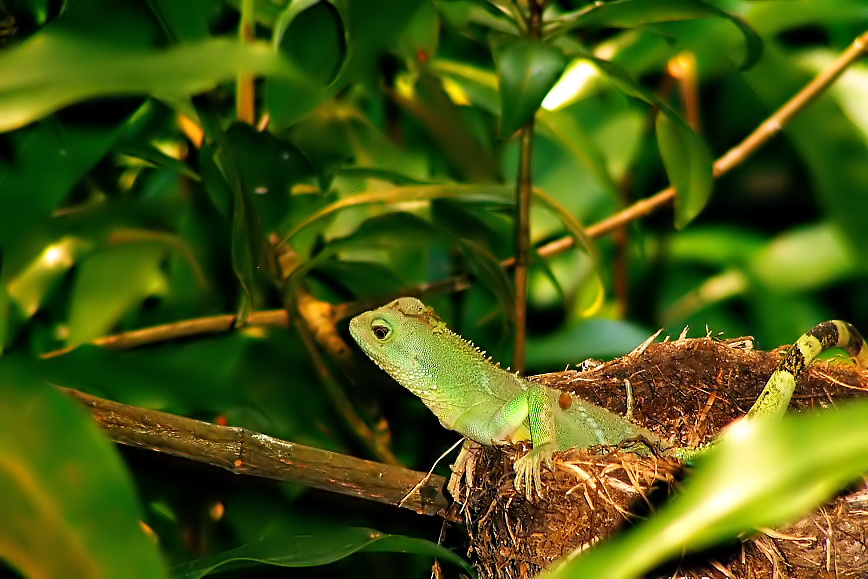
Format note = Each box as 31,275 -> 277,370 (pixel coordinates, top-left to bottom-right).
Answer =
371,319 -> 392,341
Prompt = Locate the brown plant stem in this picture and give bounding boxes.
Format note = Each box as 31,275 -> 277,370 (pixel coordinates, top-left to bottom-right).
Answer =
512,0 -> 545,375
62,387 -> 449,516
41,32 -> 868,355
236,0 -> 256,124
293,292 -> 398,465
536,29 -> 868,258
41,310 -> 290,358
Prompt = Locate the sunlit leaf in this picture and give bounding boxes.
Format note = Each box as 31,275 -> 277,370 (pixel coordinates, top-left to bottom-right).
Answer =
7,237 -> 93,319
336,167 -> 438,186
433,58 -> 501,114
279,184 -> 514,244
543,400 -> 868,578
496,37 -> 566,137
656,113 -> 713,228
669,226 -> 765,267
119,143 -> 202,182
556,0 -> 763,70
0,357 -> 164,578
170,527 -> 474,578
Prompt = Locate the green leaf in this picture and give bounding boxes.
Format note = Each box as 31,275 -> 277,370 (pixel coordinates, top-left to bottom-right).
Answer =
526,318 -> 650,368
582,55 -> 713,227
543,400 -> 868,579
119,143 -> 202,182
0,36 -> 308,132
279,184 -> 514,244
6,237 -> 93,319
0,119 -> 126,251
747,223 -> 856,294
41,339 -> 246,413
0,281 -> 24,355
274,0 -> 346,85
433,58 -> 501,115
268,0 -> 346,127
223,122 -> 314,232
656,113 -> 713,228
556,0 -> 763,70
336,167 -> 438,186
392,70 -> 500,183
170,527 -> 474,578
0,357 -> 165,578
285,212 -> 441,286
537,109 -> 621,200
66,242 -> 167,347
196,108 -> 270,320
496,38 -> 566,137
457,238 -> 515,318
743,44 -> 868,261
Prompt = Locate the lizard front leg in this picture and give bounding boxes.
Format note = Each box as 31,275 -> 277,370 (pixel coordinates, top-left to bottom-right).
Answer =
487,385 -> 558,500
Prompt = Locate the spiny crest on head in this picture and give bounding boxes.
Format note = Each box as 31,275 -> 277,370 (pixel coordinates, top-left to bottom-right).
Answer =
392,297 -> 445,332
391,297 -> 491,362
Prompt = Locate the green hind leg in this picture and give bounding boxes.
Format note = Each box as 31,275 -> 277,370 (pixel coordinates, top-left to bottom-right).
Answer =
745,320 -> 868,421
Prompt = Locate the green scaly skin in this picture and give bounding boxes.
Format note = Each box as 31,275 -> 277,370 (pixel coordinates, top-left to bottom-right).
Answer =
350,298 -> 868,499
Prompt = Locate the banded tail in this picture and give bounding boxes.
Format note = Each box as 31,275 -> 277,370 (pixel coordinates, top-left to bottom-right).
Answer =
746,320 -> 868,420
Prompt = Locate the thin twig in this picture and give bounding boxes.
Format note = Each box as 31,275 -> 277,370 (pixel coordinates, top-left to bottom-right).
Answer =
41,32 -> 868,354
62,387 -> 449,517
41,310 -> 290,358
293,292 -> 399,465
536,29 -> 868,257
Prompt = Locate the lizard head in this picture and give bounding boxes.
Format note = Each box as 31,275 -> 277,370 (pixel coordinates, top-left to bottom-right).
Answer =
349,297 -> 444,396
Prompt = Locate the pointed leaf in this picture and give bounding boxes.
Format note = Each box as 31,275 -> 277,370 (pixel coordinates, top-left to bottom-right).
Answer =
543,400 -> 868,579
268,0 -> 346,127
67,243 -> 167,347
0,357 -> 164,578
286,212 -> 441,285
656,113 -> 713,228
170,527 -> 473,578
7,237 -> 92,319
587,57 -> 714,223
557,0 -> 763,70
496,38 -> 566,136
458,238 -> 515,317
0,119 -> 125,251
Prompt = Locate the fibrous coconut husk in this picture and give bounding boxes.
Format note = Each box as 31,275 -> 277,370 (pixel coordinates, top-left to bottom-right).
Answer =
447,335 -> 868,578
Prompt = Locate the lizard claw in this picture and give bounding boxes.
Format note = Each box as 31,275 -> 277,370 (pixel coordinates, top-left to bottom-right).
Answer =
513,443 -> 555,501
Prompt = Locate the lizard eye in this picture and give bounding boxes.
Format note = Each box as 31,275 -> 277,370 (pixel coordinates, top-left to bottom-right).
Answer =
371,320 -> 391,341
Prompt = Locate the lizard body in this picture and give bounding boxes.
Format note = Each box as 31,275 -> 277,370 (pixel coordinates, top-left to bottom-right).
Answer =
350,298 -> 867,498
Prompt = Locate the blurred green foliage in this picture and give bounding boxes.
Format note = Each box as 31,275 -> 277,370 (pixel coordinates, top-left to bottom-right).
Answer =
0,0 -> 867,576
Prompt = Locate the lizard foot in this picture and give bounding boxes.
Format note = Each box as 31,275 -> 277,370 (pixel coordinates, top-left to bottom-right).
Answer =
513,443 -> 555,501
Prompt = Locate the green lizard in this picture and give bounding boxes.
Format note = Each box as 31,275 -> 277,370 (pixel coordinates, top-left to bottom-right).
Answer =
349,297 -> 868,499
